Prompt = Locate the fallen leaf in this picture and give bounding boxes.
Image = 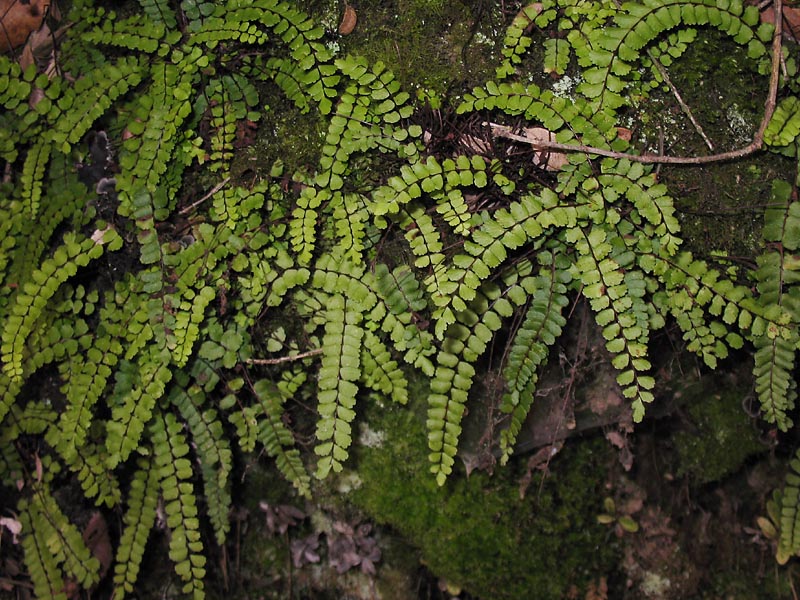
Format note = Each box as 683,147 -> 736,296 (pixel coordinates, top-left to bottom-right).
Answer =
0,0 -> 49,53
523,127 -> 570,171
0,516 -> 22,543
338,2 -> 357,35
83,512 -> 112,579
762,4 -> 800,42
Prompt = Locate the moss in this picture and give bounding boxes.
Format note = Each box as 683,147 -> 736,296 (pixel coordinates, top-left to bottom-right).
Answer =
673,377 -> 765,484
633,30 -> 795,259
309,0 -> 500,98
349,401 -> 619,599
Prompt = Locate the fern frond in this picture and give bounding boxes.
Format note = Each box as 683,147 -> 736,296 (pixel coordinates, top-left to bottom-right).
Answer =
428,281 -> 521,485
778,449 -> 800,564
1,229 -> 121,382
20,481 -> 101,596
579,0 -> 763,113
499,259 -> 571,462
20,136 -> 51,218
138,0 -> 177,28
314,294 -> 363,478
112,456 -> 160,599
495,2 -> 550,80
106,354 -> 173,468
83,16 -> 166,53
151,413 -> 206,599
232,0 -> 339,113
53,332 -> 121,458
170,371 -> 233,544
19,499 -> 68,600
252,378 -> 312,497
51,57 -> 145,153
371,263 -> 435,375
360,329 -> 409,404
751,181 -> 800,430
571,225 -> 655,420
765,96 -> 800,147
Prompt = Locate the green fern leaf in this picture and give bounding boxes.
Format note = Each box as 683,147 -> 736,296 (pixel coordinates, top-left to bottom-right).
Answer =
138,0 -> 177,29
171,368 -> 233,544
751,181 -> 800,430
765,96 -> 800,147
544,38 -> 571,75
428,282 -> 520,485
314,294 -> 363,478
1,229 -> 120,382
20,136 -> 51,217
20,482 -> 101,596
252,378 -> 312,497
778,449 -> 800,564
151,413 -> 206,599
106,354 -> 173,468
112,456 -> 160,599
499,261 -> 571,462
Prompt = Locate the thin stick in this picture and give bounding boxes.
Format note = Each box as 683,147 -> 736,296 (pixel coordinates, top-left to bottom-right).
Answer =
492,0 -> 783,165
0,576 -> 34,590
178,177 -> 231,216
648,48 -> 715,151
246,348 -> 323,365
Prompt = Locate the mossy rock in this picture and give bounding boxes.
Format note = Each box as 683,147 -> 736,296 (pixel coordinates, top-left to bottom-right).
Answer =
673,377 -> 765,484
349,403 -> 619,599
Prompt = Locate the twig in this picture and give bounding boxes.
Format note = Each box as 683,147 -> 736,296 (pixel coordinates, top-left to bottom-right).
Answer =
648,48 -> 715,151
178,177 -> 231,216
492,0 -> 784,165
0,576 -> 34,590
246,348 -> 323,365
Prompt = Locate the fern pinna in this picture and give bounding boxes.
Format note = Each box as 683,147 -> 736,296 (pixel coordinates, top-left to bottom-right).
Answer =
1,0 -> 800,595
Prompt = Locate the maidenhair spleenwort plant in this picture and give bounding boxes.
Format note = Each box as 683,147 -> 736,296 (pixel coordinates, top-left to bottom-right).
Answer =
1,0 -> 800,596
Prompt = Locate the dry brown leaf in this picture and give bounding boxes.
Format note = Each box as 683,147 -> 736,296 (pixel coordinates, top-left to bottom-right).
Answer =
518,441 -> 563,499
523,127 -> 570,171
487,122 -> 569,171
762,4 -> 800,42
82,512 -> 113,579
584,577 -> 608,600
338,2 -> 357,35
0,0 -> 49,53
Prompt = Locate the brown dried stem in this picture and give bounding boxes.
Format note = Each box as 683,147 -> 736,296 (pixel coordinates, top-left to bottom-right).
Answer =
246,348 -> 324,365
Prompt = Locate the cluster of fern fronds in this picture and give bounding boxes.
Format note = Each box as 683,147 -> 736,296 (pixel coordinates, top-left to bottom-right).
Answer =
1,0 -> 799,596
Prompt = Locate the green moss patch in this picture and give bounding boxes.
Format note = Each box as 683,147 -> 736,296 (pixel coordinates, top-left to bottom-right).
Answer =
350,404 -> 619,599
674,377 -> 765,484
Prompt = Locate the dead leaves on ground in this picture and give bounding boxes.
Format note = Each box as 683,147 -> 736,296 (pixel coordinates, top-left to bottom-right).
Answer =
0,0 -> 48,53
1,0 -> 63,73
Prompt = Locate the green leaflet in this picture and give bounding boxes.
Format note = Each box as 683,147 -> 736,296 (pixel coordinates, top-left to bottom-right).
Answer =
765,96 -> 800,148
777,449 -> 800,564
19,480 -> 101,598
499,261 -> 571,463
112,457 -> 160,599
4,0 -> 800,591
171,366 -> 234,544
571,225 -> 655,420
427,282 -> 521,485
252,376 -> 312,497
544,38 -> 571,75
1,229 -> 120,383
150,413 -> 206,598
750,181 -> 800,430
314,294 -> 364,478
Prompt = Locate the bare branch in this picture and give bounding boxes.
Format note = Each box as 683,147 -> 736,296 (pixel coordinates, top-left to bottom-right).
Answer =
246,348 -> 323,365
178,177 -> 231,216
